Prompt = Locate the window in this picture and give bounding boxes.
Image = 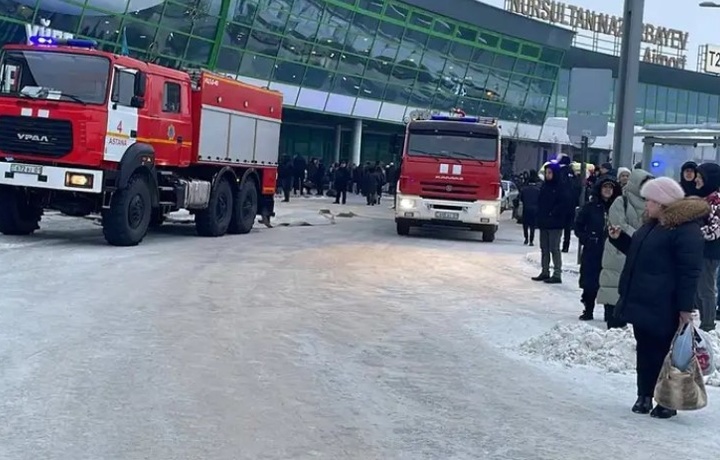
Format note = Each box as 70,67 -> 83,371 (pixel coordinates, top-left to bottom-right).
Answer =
112,69 -> 136,106
407,131 -> 499,161
163,82 -> 181,113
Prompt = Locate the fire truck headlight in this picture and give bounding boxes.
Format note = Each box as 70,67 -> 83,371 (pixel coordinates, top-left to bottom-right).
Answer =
65,172 -> 94,189
398,198 -> 415,210
481,204 -> 497,216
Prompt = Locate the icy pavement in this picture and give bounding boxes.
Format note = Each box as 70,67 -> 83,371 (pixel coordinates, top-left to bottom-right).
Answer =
0,195 -> 718,460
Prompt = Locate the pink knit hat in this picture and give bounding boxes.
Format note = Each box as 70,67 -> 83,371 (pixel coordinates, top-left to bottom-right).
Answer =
640,177 -> 685,205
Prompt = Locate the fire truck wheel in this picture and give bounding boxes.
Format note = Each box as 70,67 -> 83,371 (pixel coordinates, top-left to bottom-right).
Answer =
228,180 -> 258,235
0,187 -> 42,236
396,221 -> 410,236
102,173 -> 152,246
196,178 -> 234,237
482,230 -> 496,242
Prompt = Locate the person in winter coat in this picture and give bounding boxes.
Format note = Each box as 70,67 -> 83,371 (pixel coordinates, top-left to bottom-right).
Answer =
575,177 -> 623,320
277,155 -> 294,202
693,162 -> 720,331
617,167 -> 631,188
362,165 -> 381,205
333,161 -> 351,205
557,156 -> 577,252
680,161 -> 699,196
532,162 -> 568,284
519,170 -> 542,246
292,154 -> 307,196
597,169 -> 654,328
608,177 -> 708,419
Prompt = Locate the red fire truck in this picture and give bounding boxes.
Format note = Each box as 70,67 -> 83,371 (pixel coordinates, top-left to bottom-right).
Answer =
394,110 -> 502,242
0,36 -> 280,246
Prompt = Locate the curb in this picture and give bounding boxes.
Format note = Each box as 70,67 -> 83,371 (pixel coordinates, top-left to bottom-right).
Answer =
524,252 -> 580,275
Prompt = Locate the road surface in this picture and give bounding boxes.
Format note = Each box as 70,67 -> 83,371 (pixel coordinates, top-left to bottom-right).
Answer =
0,195 -> 717,460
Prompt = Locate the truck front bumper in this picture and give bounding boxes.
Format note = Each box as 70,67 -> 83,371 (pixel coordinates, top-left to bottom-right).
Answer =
0,162 -> 103,194
394,194 -> 500,229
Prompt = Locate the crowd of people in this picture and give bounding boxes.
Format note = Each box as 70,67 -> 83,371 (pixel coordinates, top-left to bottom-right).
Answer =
515,157 -> 720,419
275,155 -> 399,206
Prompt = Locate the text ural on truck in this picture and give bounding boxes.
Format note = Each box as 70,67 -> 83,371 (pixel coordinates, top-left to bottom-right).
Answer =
0,36 -> 282,246
395,110 -> 502,242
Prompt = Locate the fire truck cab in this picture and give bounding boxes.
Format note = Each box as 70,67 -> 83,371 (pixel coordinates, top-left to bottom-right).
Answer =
0,37 -> 281,246
394,112 -> 502,242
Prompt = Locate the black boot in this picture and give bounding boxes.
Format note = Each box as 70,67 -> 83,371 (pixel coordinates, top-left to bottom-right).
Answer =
579,310 -> 594,321
523,238 -> 528,245
632,396 -> 653,414
650,405 -> 677,419
603,305 -> 613,322
532,273 -> 550,281
544,276 -> 562,284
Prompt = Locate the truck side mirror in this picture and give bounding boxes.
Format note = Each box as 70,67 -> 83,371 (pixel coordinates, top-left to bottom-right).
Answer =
131,71 -> 146,108
134,71 -> 146,98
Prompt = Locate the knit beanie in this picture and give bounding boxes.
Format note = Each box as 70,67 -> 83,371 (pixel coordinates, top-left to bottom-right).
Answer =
640,177 -> 685,206
618,167 -> 631,177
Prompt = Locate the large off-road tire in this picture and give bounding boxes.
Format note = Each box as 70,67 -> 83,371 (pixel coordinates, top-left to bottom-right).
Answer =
228,179 -> 258,235
396,221 -> 410,236
102,173 -> 152,246
0,186 -> 42,235
482,229 -> 496,242
196,178 -> 233,237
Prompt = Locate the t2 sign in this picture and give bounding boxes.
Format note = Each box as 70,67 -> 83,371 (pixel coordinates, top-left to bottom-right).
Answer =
704,44 -> 720,75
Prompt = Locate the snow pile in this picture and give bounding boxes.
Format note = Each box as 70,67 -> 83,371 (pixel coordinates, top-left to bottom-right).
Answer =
705,329 -> 720,387
520,322 -> 636,373
521,322 -> 720,387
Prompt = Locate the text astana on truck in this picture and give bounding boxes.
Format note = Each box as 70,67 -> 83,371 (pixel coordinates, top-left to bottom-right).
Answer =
0,35 -> 283,247
394,108 -> 503,242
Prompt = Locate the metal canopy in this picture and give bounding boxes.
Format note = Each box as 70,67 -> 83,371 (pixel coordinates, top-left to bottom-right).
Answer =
635,123 -> 720,178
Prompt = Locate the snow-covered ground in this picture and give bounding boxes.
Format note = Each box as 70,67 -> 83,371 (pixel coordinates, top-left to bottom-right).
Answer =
0,195 -> 718,459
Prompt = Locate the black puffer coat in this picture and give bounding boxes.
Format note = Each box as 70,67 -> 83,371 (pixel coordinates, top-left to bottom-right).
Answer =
537,164 -> 568,230
574,178 -> 622,291
610,197 -> 709,337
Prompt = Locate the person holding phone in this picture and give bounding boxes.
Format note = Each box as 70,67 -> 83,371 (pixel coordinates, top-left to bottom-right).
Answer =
608,176 -> 708,419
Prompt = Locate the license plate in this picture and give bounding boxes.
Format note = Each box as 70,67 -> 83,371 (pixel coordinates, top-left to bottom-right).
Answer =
10,164 -> 43,175
435,211 -> 459,220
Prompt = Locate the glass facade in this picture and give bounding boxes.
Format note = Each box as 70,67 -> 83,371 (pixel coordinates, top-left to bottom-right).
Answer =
549,68 -> 720,126
0,0 -> 564,125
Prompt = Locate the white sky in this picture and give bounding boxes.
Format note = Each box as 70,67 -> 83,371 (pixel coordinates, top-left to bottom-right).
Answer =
482,0 -> 713,72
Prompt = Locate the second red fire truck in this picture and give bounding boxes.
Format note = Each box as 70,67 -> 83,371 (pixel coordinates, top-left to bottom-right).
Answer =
394,110 -> 502,242
0,36 -> 281,246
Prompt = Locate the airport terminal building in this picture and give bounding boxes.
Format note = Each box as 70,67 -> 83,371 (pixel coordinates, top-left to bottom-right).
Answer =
1,0 -> 719,172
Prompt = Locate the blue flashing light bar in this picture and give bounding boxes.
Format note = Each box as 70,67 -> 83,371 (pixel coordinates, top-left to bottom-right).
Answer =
430,115 -> 479,122
29,36 -> 97,49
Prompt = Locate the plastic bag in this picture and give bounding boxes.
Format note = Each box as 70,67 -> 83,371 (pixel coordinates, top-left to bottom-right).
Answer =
695,328 -> 716,377
670,323 -> 695,371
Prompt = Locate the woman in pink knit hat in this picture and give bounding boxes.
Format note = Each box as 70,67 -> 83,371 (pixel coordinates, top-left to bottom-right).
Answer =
608,176 -> 709,419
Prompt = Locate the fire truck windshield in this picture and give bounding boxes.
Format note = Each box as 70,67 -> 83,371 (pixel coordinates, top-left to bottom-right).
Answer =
0,50 -> 109,104
407,131 -> 498,162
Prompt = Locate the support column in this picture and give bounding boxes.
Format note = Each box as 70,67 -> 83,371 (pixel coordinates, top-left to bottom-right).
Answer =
641,141 -> 653,171
334,125 -> 342,163
612,0 -> 645,170
352,119 -> 362,166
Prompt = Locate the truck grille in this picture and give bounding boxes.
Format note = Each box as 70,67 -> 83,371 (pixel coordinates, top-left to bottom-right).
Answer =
420,181 -> 479,202
0,115 -> 73,157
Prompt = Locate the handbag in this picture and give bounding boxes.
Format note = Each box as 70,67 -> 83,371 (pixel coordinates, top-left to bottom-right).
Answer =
654,324 -> 708,411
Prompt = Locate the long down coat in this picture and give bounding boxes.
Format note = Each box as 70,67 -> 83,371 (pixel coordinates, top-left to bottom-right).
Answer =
610,197 -> 709,337
574,177 -> 622,292
596,169 -> 653,306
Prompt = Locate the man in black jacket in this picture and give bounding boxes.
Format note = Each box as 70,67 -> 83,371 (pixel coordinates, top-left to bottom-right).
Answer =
333,161 -> 351,205
519,170 -> 541,246
532,163 -> 568,284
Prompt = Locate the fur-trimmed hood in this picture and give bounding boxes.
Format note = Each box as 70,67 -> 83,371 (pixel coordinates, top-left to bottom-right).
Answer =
658,197 -> 710,228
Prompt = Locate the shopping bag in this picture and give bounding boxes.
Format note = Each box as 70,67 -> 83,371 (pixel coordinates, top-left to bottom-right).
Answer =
695,328 -> 716,377
670,323 -> 694,371
654,326 -> 708,411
